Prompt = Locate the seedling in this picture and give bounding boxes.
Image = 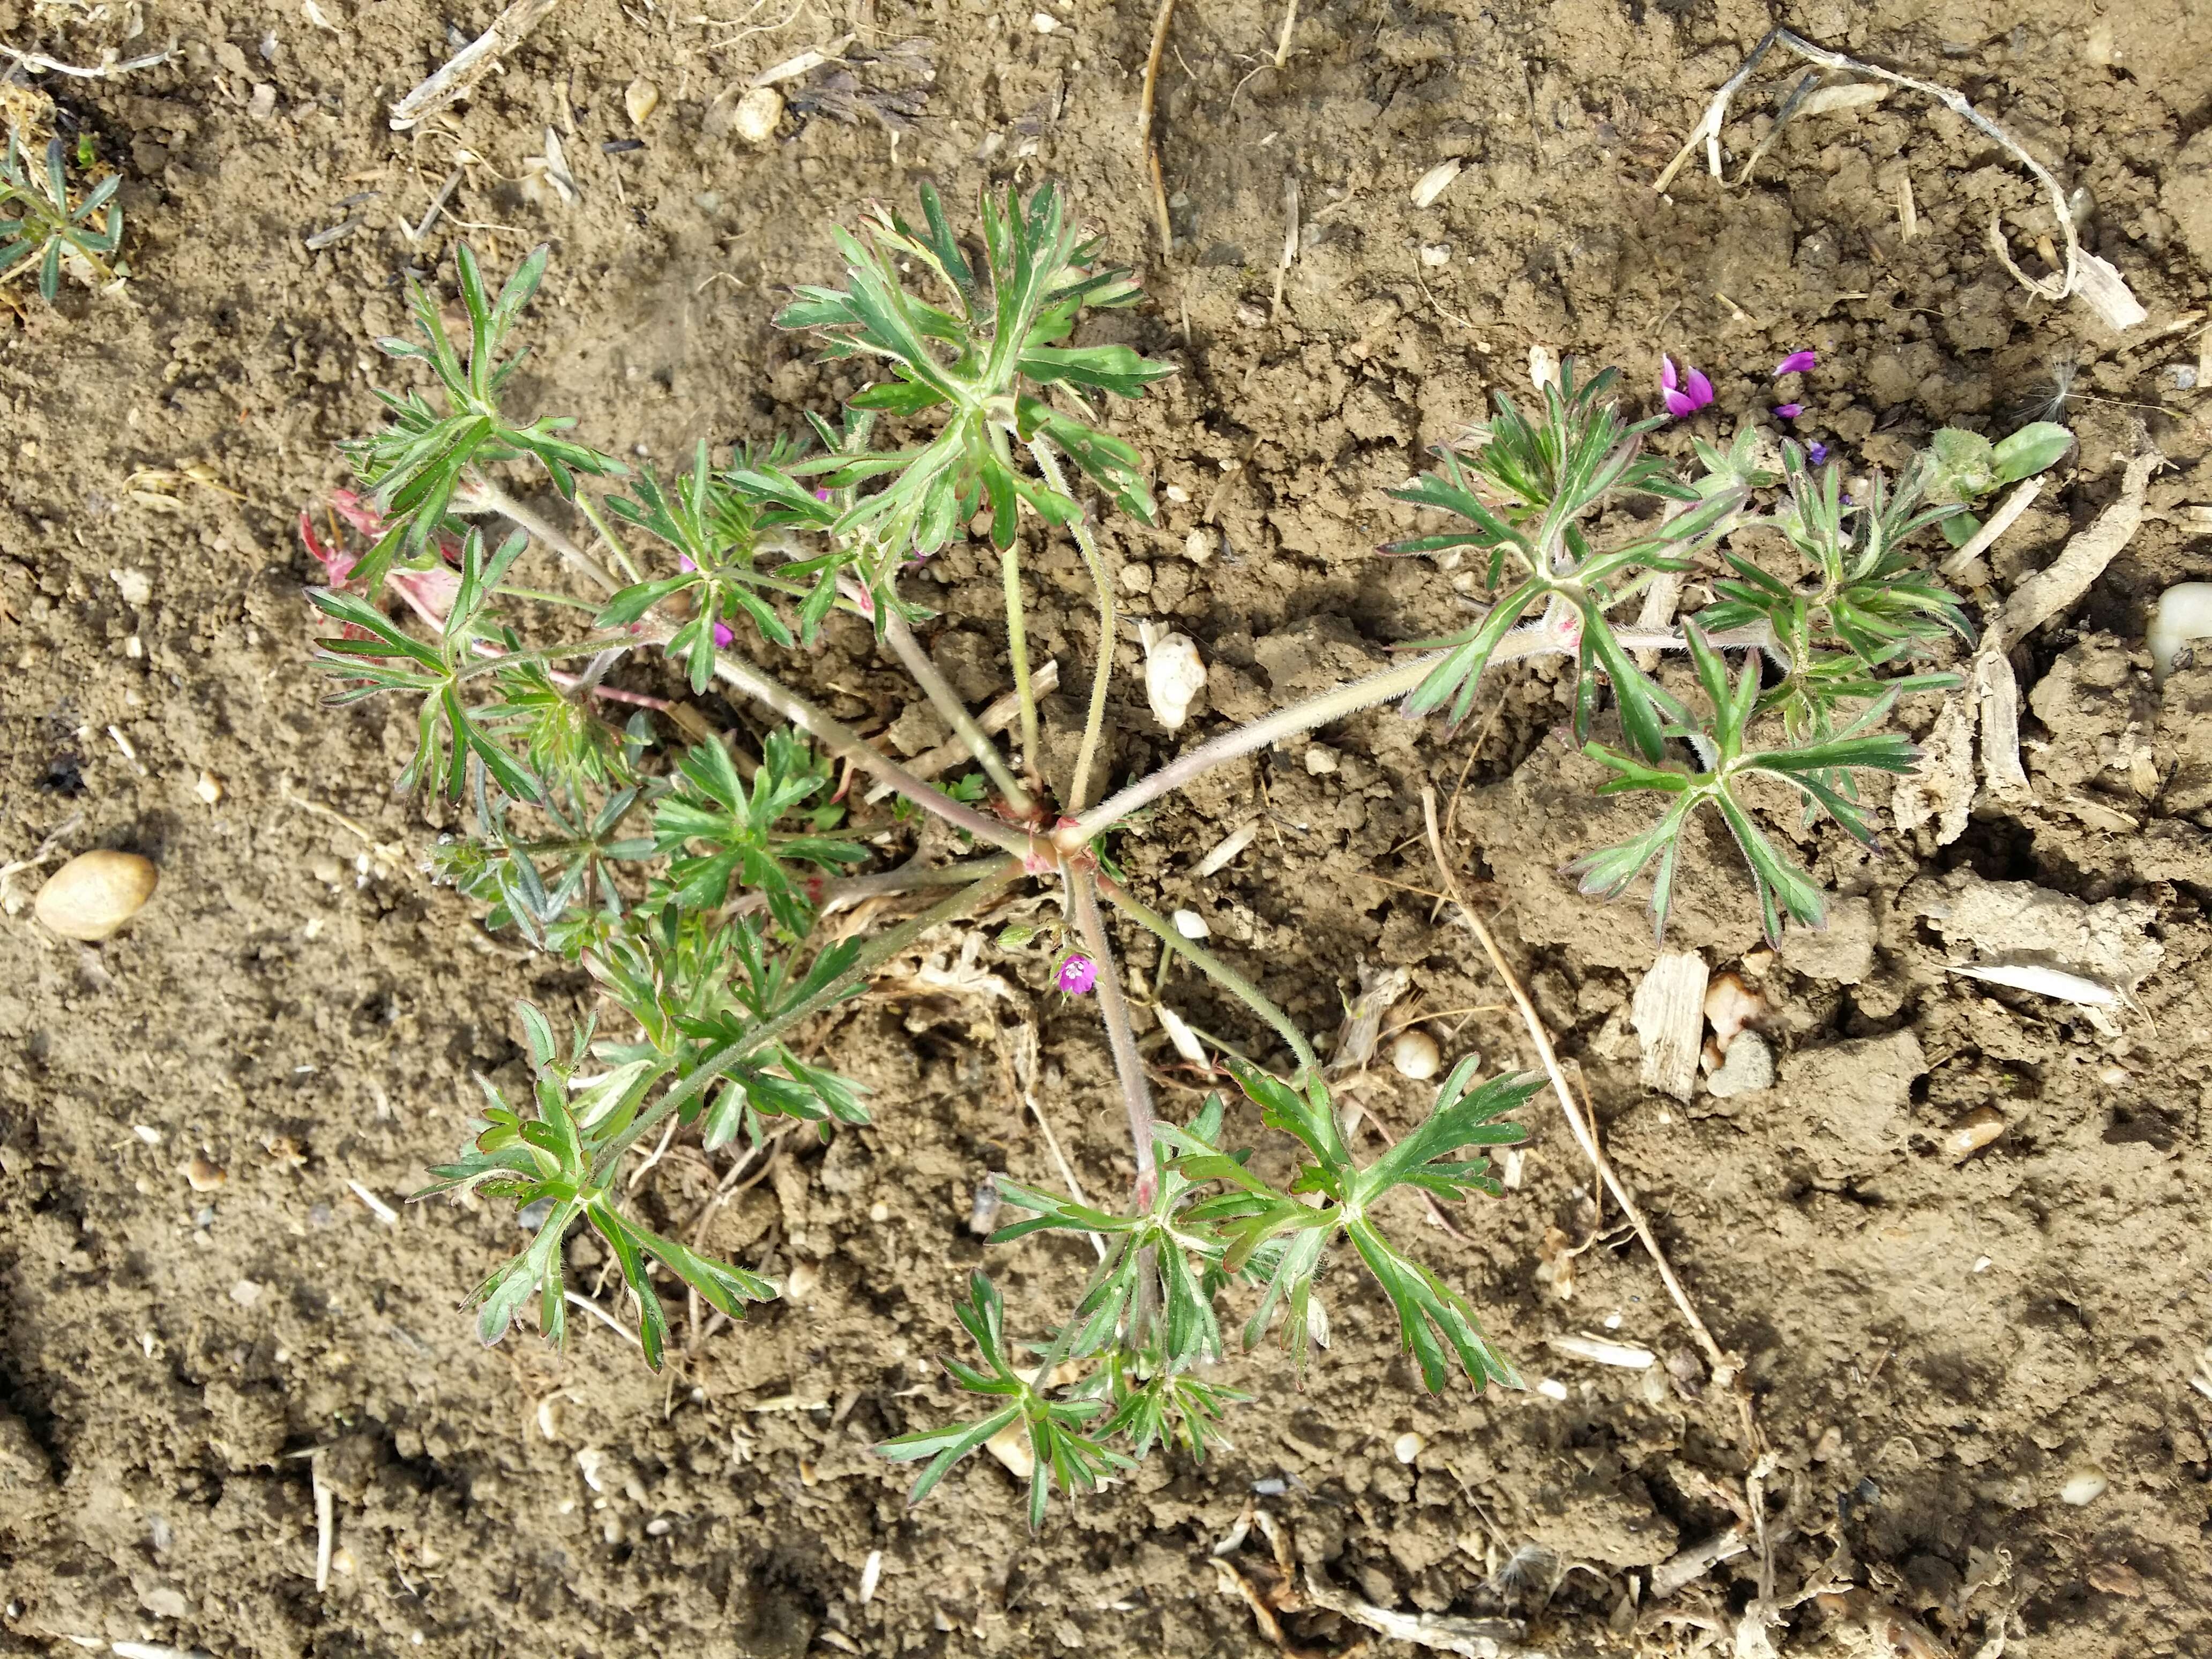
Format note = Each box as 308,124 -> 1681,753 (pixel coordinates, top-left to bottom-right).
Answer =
306,185 -> 2004,1522
0,125 -> 122,301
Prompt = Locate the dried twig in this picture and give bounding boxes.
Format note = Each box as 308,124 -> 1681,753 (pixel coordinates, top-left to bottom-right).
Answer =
0,40 -> 174,78
1939,474 -> 2042,576
2000,445 -> 2159,637
1137,0 -> 1176,254
389,0 -> 563,130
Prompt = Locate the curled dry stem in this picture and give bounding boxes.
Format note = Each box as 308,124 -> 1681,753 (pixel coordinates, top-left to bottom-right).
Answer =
1063,862 -> 1159,1203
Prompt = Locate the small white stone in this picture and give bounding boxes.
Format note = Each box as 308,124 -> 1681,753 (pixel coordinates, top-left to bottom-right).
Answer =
1391,1029 -> 1441,1081
1393,1431 -> 1425,1464
625,77 -> 661,125
1536,1377 -> 1569,1401
111,566 -> 152,606
133,1125 -> 162,1145
1031,9 -> 1058,29
1183,527 -> 1216,564
731,85 -> 783,145
868,1200 -> 890,1222
195,770 -> 224,806
2059,1467 -> 2108,1506
987,1418 -> 1034,1478
1171,908 -> 1210,940
1419,243 -> 1451,267
2148,581 -> 2212,685
1304,746 -> 1339,775
1143,629 -> 1207,731
249,82 -> 277,119
230,1279 -> 263,1306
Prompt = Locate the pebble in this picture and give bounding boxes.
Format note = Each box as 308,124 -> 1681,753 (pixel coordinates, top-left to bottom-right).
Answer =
193,770 -> 224,806
186,1157 -> 226,1192
1705,1030 -> 1774,1099
34,850 -> 159,941
1392,1432 -> 1425,1464
1703,972 -> 1765,1055
1390,1029 -> 1441,1081
1304,746 -> 1339,775
2059,1467 -> 2108,1507
1143,629 -> 1207,731
1944,1104 -> 2006,1158
731,85 -> 783,145
2147,581 -> 2212,685
1171,908 -> 1209,940
624,77 -> 660,124
986,1418 -> 1034,1479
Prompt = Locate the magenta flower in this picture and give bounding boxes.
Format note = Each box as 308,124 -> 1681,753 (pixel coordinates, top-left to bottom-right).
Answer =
1806,441 -> 1829,466
677,555 -> 698,573
1056,954 -> 1098,995
1773,350 -> 1818,377
1774,403 -> 1803,420
712,621 -> 735,648
1660,356 -> 1713,420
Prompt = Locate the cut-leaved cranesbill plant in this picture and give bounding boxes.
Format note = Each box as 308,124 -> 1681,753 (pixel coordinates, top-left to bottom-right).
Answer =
303,182 -> 2018,1523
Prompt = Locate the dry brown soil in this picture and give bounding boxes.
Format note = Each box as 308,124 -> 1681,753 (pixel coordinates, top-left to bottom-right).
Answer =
4,0 -> 2212,1653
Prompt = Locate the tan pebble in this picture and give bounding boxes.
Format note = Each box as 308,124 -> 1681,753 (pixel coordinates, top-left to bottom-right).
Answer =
783,1257 -> 820,1302
1703,972 -> 1765,1055
732,85 -> 783,145
2059,1466 -> 2108,1506
187,1157 -> 227,1192
624,76 -> 660,124
1390,1029 -> 1441,1081
332,1545 -> 357,1576
985,1418 -> 1033,1479
34,850 -> 158,941
1944,1105 -> 2006,1158
193,770 -> 224,806
797,1459 -> 819,1487
2087,1559 -> 2145,1597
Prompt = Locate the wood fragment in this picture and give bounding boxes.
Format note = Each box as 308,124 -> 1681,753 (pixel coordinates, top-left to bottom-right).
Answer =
1940,475 -> 2042,576
2001,447 -> 2158,637
1972,637 -> 2030,799
310,1453 -> 334,1591
388,0 -> 562,129
1301,1564 -> 1535,1657
1138,0 -> 1176,254
1630,951 -> 1707,1103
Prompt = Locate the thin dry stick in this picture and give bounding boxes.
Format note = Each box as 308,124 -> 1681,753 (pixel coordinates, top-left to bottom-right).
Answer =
997,1029 -> 1107,1259
565,1288 -> 645,1349
1939,474 -> 2043,577
1137,0 -> 1176,255
1419,787 -> 1763,1454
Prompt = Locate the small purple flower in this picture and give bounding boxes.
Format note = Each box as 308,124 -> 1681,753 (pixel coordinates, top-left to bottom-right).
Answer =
677,555 -> 698,573
1661,355 -> 1714,420
1774,403 -> 1804,420
1056,954 -> 1098,995
814,488 -> 832,501
712,621 -> 735,648
1773,350 -> 1818,377
1806,441 -> 1829,466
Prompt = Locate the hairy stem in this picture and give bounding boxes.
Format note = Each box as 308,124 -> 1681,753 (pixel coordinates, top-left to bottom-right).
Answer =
1028,438 -> 1115,814
1064,865 -> 1157,1204
879,597 -> 1036,817
694,644 -> 1032,857
1098,879 -> 1319,1080
999,546 -> 1042,778
466,476 -> 621,596
572,491 -> 645,586
1060,618 -> 1776,846
728,853 -> 1012,919
587,858 -> 1023,1186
